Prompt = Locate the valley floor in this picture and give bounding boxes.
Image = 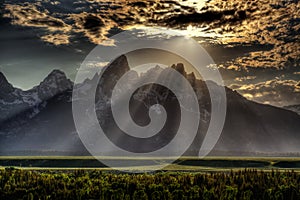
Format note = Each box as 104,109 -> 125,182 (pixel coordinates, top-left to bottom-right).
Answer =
1,156 -> 300,172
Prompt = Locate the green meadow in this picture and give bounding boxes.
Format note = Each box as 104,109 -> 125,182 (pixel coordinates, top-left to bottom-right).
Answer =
1,156 -> 300,172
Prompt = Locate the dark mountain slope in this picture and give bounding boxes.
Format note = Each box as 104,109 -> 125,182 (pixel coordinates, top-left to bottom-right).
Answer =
0,56 -> 299,156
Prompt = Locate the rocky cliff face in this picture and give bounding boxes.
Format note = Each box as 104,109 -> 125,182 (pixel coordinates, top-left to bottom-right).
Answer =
0,72 -> 25,123
0,72 -> 14,95
0,55 -> 300,156
34,70 -> 73,101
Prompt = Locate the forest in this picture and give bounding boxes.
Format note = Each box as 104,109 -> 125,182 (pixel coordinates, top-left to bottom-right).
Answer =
0,168 -> 299,200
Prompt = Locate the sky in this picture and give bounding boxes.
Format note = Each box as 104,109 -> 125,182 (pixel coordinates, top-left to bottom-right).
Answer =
0,0 -> 299,107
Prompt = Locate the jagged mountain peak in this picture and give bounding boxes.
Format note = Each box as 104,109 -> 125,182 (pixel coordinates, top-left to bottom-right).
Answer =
0,71 -> 12,86
110,55 -> 129,69
46,69 -> 68,79
140,65 -> 164,77
171,63 -> 185,75
0,72 -> 14,95
0,71 -> 6,81
41,70 -> 71,85
18,69 -> 74,103
0,69 -> 74,124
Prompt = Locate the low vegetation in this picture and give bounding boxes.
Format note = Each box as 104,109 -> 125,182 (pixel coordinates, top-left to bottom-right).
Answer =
0,168 -> 299,200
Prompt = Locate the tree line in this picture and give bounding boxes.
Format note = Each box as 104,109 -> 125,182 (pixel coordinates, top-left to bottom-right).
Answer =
0,168 -> 299,200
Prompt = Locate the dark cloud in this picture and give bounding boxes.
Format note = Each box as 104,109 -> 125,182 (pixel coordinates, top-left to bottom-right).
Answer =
70,12 -> 116,45
3,0 -> 299,69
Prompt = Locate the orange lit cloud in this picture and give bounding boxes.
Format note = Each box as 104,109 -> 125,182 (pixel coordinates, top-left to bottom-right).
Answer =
4,3 -> 71,32
230,79 -> 300,106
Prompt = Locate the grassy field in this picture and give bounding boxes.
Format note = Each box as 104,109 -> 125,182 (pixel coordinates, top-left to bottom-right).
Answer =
1,156 -> 300,172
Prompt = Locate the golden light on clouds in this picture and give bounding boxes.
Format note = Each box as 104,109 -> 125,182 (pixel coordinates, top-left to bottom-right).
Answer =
4,4 -> 71,33
41,34 -> 70,45
2,0 -> 299,70
243,93 -> 254,99
230,79 -> 300,106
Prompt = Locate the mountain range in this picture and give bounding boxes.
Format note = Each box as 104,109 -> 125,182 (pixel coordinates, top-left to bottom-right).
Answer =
0,56 -> 300,156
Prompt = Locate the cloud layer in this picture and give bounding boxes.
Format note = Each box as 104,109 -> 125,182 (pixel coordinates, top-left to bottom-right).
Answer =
230,79 -> 300,107
3,0 -> 299,68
